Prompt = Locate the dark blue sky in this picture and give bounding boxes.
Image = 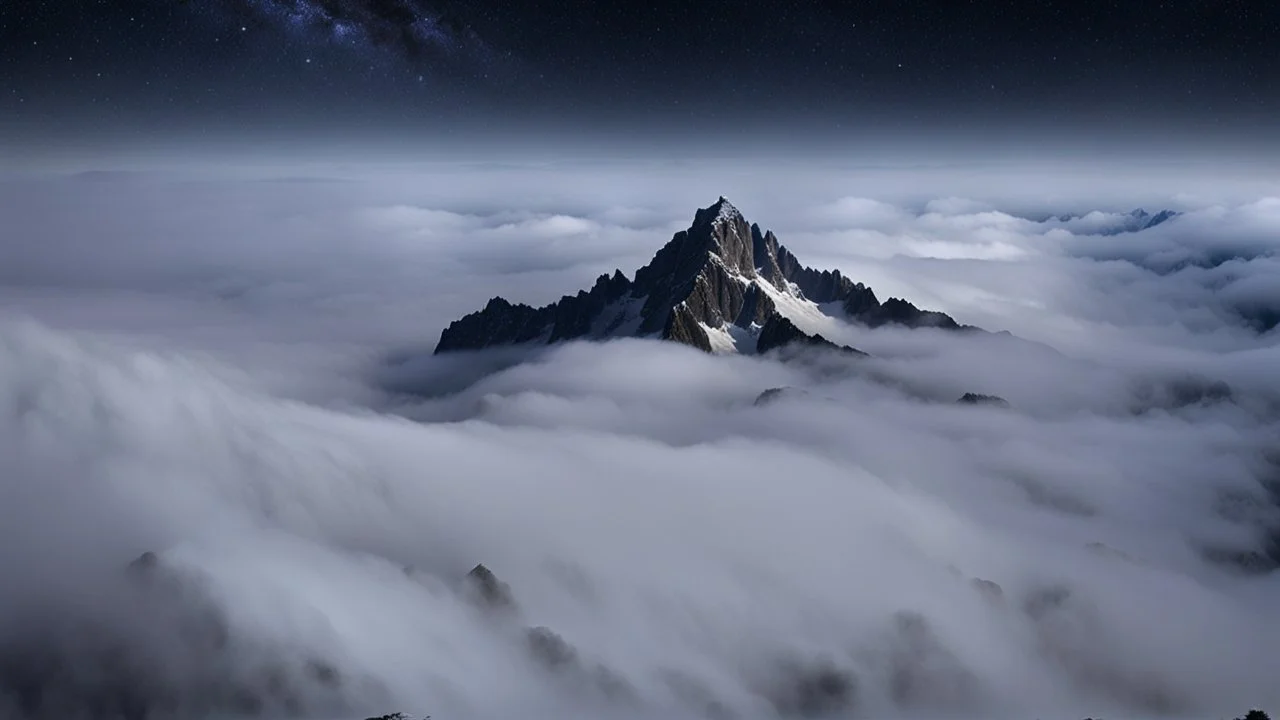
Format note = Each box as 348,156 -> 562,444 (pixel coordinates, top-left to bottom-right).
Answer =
3,0 -> 1278,140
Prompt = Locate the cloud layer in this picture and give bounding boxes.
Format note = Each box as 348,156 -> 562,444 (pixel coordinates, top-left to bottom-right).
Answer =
0,153 -> 1278,719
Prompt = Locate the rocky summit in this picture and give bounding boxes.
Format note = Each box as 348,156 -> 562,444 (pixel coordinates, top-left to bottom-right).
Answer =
434,197 -> 974,355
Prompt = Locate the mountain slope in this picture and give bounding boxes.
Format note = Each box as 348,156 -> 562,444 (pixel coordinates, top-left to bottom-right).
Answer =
434,197 -> 972,355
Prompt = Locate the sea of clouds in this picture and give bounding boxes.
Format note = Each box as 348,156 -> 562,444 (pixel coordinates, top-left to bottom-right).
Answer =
0,150 -> 1278,719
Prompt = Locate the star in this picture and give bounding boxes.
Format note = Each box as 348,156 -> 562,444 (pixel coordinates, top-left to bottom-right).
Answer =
237,0 -> 491,68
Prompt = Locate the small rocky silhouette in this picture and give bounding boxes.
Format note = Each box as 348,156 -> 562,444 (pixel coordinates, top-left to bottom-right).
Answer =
763,659 -> 857,718
526,626 -> 579,670
1022,584 -> 1073,620
464,563 -> 516,610
126,551 -> 160,580
970,578 -> 1004,603
754,386 -> 811,406
957,392 -> 1010,407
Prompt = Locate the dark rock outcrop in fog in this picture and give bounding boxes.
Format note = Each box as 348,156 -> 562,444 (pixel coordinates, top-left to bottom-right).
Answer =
957,393 -> 1010,408
755,315 -> 867,356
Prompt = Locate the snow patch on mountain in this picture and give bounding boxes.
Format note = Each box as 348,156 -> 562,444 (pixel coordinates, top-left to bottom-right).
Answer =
703,319 -> 765,355
755,276 -> 843,340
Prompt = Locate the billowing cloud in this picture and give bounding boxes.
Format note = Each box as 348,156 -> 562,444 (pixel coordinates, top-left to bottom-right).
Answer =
0,152 -> 1278,719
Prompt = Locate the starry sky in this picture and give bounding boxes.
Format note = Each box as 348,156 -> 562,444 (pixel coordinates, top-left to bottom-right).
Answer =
2,0 -> 1278,144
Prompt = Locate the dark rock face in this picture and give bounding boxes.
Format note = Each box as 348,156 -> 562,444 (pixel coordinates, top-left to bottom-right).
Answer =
1118,208 -> 1180,234
1022,584 -> 1073,621
526,627 -> 578,670
1142,209 -> 1179,230
738,282 -> 778,327
755,315 -> 813,354
464,563 -> 516,611
127,550 -> 160,575
524,626 -> 636,702
436,271 -> 634,353
970,578 -> 1005,602
754,386 -> 811,407
549,271 -> 635,343
756,315 -> 866,356
435,197 -> 976,355
762,659 -> 857,718
663,305 -> 714,353
632,197 -> 769,342
1129,375 -> 1234,414
749,220 -> 967,333
436,297 -> 556,352
855,297 -> 966,331
957,393 -> 1010,407
841,284 -> 881,316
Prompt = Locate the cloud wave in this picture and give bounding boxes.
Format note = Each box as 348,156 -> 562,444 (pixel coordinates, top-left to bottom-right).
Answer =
0,156 -> 1278,718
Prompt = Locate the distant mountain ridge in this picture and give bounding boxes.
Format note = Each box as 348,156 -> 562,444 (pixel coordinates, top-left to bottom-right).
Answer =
434,197 -> 975,355
1038,207 -> 1181,235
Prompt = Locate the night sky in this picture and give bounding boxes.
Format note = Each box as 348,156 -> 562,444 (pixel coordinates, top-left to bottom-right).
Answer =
3,1 -> 1279,142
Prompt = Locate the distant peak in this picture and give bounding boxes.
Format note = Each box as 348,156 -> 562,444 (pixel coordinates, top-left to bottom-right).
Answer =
434,196 -> 982,356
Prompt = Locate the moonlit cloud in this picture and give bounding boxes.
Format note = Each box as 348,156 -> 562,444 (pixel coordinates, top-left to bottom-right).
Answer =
0,149 -> 1278,719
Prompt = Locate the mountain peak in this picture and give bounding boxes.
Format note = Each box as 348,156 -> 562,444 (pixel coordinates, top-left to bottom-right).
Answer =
433,198 -> 973,355
677,196 -> 756,278
702,196 -> 741,223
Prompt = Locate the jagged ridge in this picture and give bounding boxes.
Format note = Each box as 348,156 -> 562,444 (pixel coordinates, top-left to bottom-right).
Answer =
1047,207 -> 1181,235
434,197 -> 972,355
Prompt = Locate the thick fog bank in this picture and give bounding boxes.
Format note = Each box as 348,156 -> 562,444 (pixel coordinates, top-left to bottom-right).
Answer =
0,156 -> 1278,718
